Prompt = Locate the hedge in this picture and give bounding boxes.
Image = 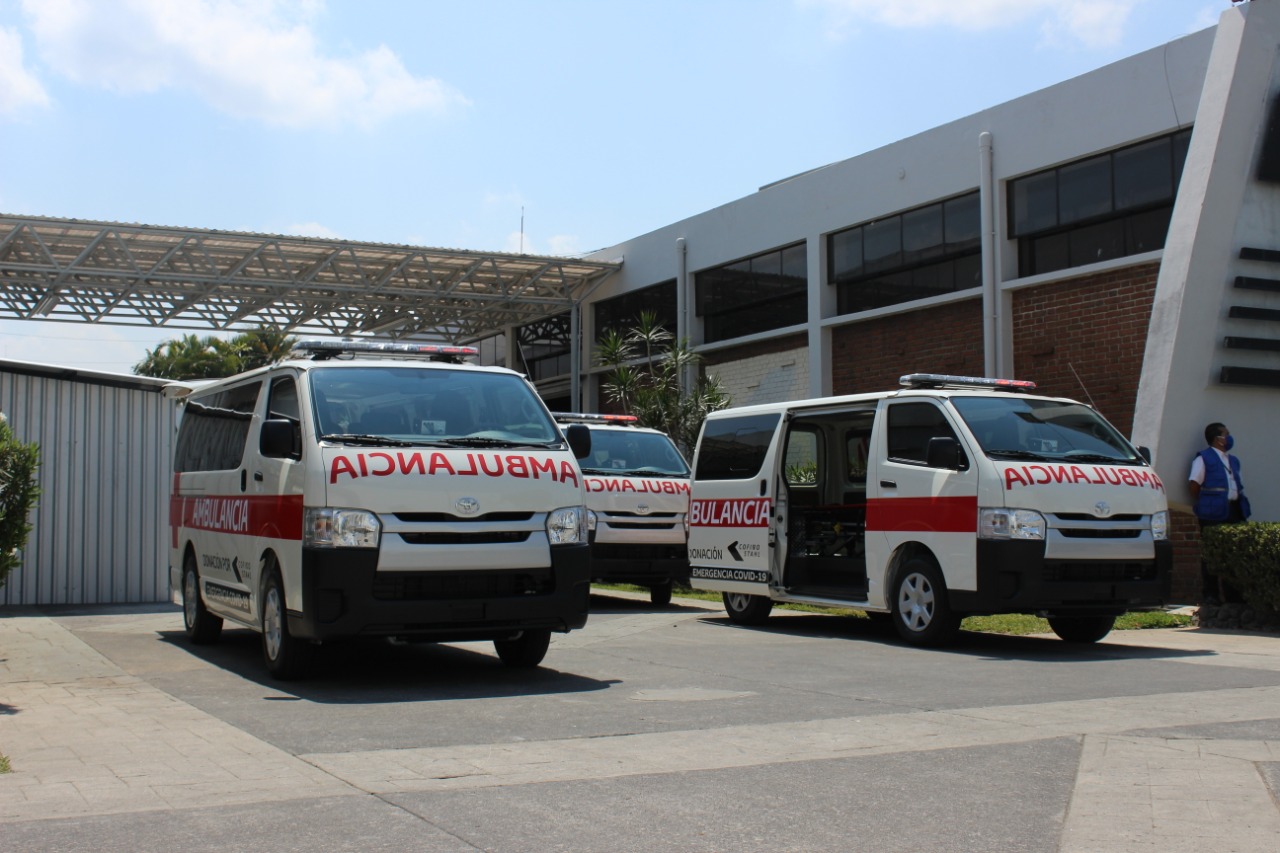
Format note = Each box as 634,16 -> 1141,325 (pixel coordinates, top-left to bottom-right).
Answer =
0,416 -> 41,591
1200,522 -> 1280,611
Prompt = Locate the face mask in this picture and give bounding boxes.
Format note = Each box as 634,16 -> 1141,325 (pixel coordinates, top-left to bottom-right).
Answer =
1223,435 -> 1235,452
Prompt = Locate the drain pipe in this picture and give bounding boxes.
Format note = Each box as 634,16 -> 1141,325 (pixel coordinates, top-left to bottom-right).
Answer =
676,237 -> 690,396
979,132 -> 999,376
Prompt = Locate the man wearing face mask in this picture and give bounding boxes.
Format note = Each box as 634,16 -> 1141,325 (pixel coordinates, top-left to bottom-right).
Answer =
1188,422 -> 1251,602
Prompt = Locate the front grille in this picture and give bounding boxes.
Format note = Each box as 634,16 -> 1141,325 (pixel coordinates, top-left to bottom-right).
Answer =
1053,513 -> 1142,522
1057,528 -> 1142,539
399,531 -> 531,545
604,521 -> 679,530
373,568 -> 553,600
602,511 -> 679,519
1043,561 -> 1158,583
394,511 -> 534,523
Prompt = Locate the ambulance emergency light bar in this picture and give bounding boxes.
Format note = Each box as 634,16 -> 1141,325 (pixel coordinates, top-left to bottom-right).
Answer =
292,339 -> 479,362
552,412 -> 640,424
900,373 -> 1037,392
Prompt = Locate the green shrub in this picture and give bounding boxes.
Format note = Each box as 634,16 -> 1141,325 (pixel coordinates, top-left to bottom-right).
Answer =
0,416 -> 40,591
1200,522 -> 1280,611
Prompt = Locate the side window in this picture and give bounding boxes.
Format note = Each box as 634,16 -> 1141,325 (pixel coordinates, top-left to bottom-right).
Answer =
267,376 -> 300,422
783,428 -> 819,487
174,381 -> 262,472
694,413 -> 781,481
886,402 -> 962,468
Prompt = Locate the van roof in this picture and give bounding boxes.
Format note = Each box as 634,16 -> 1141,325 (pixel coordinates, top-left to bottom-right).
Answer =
702,386 -> 1084,420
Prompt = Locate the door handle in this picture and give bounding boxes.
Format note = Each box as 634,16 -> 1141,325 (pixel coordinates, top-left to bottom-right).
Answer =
880,479 -> 897,488
254,471 -> 265,482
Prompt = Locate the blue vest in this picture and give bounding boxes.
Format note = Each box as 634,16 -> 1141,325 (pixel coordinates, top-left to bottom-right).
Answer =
1193,448 -> 1251,522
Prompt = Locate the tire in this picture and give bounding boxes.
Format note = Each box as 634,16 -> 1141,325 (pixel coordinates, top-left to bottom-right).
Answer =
182,552 -> 223,644
723,591 -> 773,625
261,565 -> 312,680
650,580 -> 674,607
890,556 -> 961,646
494,629 -> 551,667
1048,615 -> 1116,643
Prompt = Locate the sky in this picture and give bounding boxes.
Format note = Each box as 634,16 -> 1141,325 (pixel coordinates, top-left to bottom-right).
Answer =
0,0 -> 1232,372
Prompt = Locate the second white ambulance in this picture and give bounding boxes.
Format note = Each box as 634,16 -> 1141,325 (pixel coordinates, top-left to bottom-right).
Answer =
553,413 -> 691,606
687,374 -> 1172,645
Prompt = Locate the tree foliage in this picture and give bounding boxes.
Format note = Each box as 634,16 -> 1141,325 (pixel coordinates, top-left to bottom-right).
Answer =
0,414 -> 40,591
134,327 -> 297,380
596,312 -> 729,455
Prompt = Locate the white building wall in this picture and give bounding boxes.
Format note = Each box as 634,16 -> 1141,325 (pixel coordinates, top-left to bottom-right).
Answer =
0,363 -> 176,605
710,347 -> 810,408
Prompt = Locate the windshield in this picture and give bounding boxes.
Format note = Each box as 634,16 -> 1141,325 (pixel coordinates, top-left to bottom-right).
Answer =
579,429 -> 691,477
950,396 -> 1143,464
308,366 -> 560,446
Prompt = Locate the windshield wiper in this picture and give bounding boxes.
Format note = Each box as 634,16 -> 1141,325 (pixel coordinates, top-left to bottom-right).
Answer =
1063,452 -> 1137,465
438,436 -> 556,449
321,433 -> 417,447
985,449 -> 1053,461
615,469 -> 686,478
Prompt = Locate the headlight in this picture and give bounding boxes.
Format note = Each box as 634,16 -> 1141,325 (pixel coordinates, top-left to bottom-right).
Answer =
546,505 -> 586,545
978,507 -> 1046,540
586,509 -> 598,532
305,507 -> 381,548
1150,510 -> 1169,541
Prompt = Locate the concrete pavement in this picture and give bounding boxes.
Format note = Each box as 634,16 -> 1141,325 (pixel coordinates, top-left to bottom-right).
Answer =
2,598 -> 1278,851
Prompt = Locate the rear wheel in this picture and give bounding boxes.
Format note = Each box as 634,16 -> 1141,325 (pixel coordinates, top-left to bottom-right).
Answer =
182,553 -> 222,644
891,557 -> 961,646
261,565 -> 312,680
1048,615 -> 1116,643
494,629 -> 551,667
650,580 -> 674,607
723,591 -> 773,625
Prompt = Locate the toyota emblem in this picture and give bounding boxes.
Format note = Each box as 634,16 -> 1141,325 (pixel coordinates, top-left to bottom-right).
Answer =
455,497 -> 480,515
635,503 -> 651,515
1094,501 -> 1112,518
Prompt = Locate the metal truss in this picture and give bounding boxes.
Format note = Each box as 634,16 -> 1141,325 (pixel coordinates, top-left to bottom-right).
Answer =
0,215 -> 620,344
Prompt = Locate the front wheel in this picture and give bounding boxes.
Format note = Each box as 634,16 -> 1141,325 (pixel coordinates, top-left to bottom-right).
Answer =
261,566 -> 312,680
891,557 -> 961,646
1048,615 -> 1116,643
494,629 -> 551,667
723,591 -> 773,625
182,553 -> 223,644
650,581 -> 674,607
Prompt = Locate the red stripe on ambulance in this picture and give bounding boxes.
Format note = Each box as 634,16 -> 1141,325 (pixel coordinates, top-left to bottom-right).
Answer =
866,496 -> 977,533
170,493 -> 305,540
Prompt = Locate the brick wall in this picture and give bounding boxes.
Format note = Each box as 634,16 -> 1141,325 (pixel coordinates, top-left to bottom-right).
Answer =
831,298 -> 985,394
1011,261 -> 1159,438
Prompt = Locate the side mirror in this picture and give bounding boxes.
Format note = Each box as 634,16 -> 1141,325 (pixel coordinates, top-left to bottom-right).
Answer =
261,418 -> 301,460
1137,445 -> 1152,464
565,423 -> 592,460
926,436 -> 965,470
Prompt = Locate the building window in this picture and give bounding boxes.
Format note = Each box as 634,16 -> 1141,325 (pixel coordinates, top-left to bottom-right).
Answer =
1008,128 -> 1191,276
516,312 -> 571,382
594,281 -> 677,339
829,191 -> 981,315
695,243 -> 807,344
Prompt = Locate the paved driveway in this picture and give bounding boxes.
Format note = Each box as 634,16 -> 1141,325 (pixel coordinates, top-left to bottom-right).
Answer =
2,593 -> 1279,852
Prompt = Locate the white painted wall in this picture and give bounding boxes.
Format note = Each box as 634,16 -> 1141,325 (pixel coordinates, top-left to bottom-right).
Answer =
709,347 -> 810,408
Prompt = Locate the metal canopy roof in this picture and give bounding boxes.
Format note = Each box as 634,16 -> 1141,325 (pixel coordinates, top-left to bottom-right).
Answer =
0,214 -> 620,344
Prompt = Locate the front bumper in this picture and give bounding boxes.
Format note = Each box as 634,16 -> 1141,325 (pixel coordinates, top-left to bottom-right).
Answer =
288,543 -> 591,642
948,539 -> 1173,617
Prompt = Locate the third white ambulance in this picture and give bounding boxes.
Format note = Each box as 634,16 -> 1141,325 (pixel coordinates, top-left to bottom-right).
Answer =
686,374 -> 1172,645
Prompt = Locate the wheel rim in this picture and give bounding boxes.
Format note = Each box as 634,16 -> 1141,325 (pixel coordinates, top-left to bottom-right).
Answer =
897,571 -> 935,632
263,586 -> 283,661
726,592 -> 749,613
183,569 -> 198,628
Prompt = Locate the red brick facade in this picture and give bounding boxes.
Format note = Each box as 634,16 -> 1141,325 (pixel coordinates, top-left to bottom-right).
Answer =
830,298 -> 985,394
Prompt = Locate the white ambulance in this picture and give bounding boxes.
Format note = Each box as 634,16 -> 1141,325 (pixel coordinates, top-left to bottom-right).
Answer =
168,339 -> 593,679
553,413 -> 691,606
686,374 -> 1172,645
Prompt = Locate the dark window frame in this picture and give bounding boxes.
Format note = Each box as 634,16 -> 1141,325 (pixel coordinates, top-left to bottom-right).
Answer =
695,243 -> 808,344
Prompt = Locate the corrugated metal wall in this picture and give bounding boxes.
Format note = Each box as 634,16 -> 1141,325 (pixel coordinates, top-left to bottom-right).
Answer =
1,367 -> 177,605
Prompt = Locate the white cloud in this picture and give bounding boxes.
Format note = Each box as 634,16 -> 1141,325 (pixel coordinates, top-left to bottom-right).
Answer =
19,0 -> 469,129
0,26 -> 50,117
804,0 -> 1141,47
545,234 -> 582,256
